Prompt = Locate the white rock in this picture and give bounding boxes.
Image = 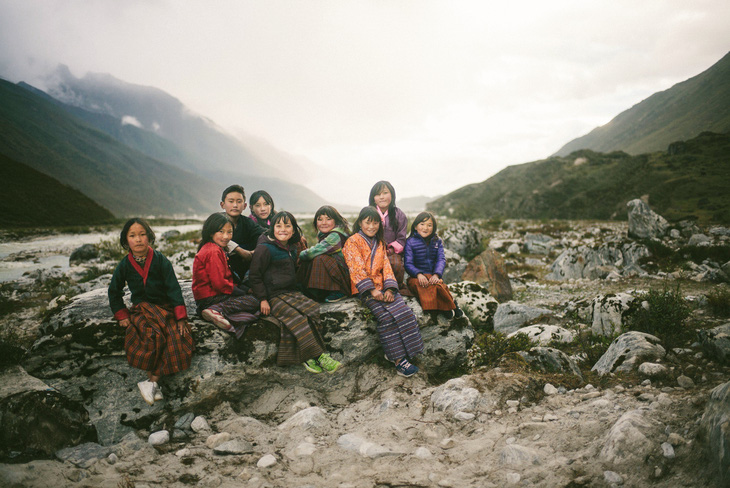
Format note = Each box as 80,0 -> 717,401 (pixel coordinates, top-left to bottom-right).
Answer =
603,470 -> 624,484
544,383 -> 559,395
214,439 -> 254,455
431,378 -> 480,413
205,432 -> 231,449
107,453 -> 118,465
278,406 -> 330,432
190,416 -> 211,433
292,442 -> 316,457
507,324 -> 575,346
257,454 -> 277,468
414,447 -> 432,459
506,472 -> 521,484
638,362 -> 667,377
175,448 -> 191,457
148,430 -> 169,446
499,445 -> 541,466
454,412 -> 475,421
661,442 -> 675,459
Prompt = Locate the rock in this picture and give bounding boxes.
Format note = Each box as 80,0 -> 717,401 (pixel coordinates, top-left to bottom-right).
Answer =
414,446 -> 432,459
461,248 -> 513,301
214,439 -> 254,455
206,432 -> 232,449
544,383 -> 558,395
278,407 -> 330,432
441,222 -> 483,258
430,378 -> 480,413
191,416 -> 211,433
698,322 -> 730,364
523,233 -> 555,255
590,293 -> 635,337
0,366 -> 96,458
661,442 -> 675,459
337,433 -> 395,458
499,444 -> 540,466
217,416 -> 268,439
627,199 -> 668,239
447,281 -> 498,332
517,347 -> 583,380
69,244 -> 99,264
107,453 -> 118,464
289,442 -> 317,458
638,362 -> 667,377
507,324 -> 575,345
55,442 -> 111,468
592,332 -> 666,376
676,375 -> 695,388
688,233 -> 710,246
546,242 -> 649,281
603,470 -> 624,484
257,454 -> 277,467
507,243 -> 521,254
174,412 -> 195,431
600,409 -> 662,465
493,301 -> 554,335
442,248 -> 467,284
162,230 -> 181,240
148,430 -> 169,446
700,381 -> 730,484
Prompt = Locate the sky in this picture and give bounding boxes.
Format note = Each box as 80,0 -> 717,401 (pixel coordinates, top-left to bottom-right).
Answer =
0,1 -> 729,204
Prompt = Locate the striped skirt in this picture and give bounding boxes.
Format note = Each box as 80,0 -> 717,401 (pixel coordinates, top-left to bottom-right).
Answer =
269,291 -> 325,366
407,275 -> 456,312
362,292 -> 424,362
297,253 -> 351,299
125,302 -> 194,377
388,253 -> 412,296
205,294 -> 260,339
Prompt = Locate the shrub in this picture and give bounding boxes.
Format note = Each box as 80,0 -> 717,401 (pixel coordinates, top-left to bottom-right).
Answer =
707,286 -> 730,317
624,285 -> 691,349
468,331 -> 535,369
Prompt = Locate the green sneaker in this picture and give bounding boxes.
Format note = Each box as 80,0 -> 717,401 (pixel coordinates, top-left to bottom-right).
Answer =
303,359 -> 323,373
317,353 -> 341,373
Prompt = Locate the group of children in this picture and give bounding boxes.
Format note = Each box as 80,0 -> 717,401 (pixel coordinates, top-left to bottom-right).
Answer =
108,181 -> 462,405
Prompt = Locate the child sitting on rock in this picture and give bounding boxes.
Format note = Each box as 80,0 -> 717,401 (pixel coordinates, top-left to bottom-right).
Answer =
404,212 -> 463,319
108,218 -> 194,405
193,213 -> 261,338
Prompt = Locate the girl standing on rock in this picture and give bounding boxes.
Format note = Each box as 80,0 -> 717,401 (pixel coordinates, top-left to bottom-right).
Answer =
343,206 -> 423,377
368,181 -> 409,294
297,205 -> 352,303
249,211 -> 341,374
193,213 -> 261,338
404,212 -> 463,319
108,218 -> 194,405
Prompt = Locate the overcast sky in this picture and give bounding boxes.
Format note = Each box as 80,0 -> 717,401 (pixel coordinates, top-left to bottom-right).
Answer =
0,1 -> 728,204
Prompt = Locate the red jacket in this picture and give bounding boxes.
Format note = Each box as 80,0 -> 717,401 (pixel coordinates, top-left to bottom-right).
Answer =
192,242 -> 234,300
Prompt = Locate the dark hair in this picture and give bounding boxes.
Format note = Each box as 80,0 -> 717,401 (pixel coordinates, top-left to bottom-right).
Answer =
198,213 -> 233,251
119,218 -> 156,251
221,184 -> 245,202
353,206 -> 385,245
410,211 -> 438,239
249,190 -> 275,216
368,180 -> 398,232
266,211 -> 302,245
313,205 -> 350,235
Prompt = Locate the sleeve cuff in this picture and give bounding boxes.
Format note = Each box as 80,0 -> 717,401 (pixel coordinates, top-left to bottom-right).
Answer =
174,305 -> 188,321
355,278 -> 375,294
383,278 -> 399,291
114,309 -> 130,321
389,242 -> 404,254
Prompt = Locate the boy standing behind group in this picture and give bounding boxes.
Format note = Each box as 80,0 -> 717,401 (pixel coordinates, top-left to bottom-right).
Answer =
220,185 -> 265,284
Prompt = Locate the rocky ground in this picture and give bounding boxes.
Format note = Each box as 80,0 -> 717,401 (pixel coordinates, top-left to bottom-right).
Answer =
1,202 -> 730,487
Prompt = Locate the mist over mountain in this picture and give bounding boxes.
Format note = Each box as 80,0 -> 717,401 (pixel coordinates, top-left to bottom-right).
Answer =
554,51 -> 730,157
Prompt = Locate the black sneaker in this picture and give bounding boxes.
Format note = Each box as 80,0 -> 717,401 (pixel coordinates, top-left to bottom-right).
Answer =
395,358 -> 418,377
454,307 -> 464,319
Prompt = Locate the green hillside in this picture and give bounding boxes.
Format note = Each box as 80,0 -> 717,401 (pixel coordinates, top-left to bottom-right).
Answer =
0,153 -> 114,227
0,78 -> 222,218
555,52 -> 730,156
428,131 -> 730,225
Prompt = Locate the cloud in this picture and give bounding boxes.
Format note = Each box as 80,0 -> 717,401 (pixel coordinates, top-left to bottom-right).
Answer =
121,115 -> 143,128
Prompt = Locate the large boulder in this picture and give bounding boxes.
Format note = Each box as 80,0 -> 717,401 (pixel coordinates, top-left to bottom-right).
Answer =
591,331 -> 665,375
22,280 -> 475,446
523,233 -> 556,255
461,249 -> 513,301
493,301 -> 554,335
697,322 -> 730,364
546,242 -> 649,281
699,381 -> 730,485
627,199 -> 668,239
590,293 -> 636,337
516,347 -> 583,380
600,409 -> 663,465
441,248 -> 467,284
441,222 -> 483,258
507,325 -> 575,346
447,281 -> 498,333
69,244 -> 99,265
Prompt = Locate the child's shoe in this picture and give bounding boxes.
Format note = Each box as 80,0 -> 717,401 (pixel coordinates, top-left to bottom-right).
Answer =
303,359 -> 323,373
324,292 -> 347,303
317,353 -> 341,373
394,358 -> 418,377
153,382 -> 164,401
454,306 -> 464,319
202,309 -> 233,331
442,309 -> 455,319
137,380 -> 156,405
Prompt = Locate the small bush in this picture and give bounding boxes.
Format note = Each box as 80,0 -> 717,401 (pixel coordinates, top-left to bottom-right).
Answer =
567,331 -> 616,366
624,285 -> 691,350
468,331 -> 535,369
707,286 -> 730,317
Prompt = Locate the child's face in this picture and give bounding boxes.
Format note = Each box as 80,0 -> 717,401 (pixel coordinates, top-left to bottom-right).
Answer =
252,196 -> 272,220
126,223 -> 150,256
220,192 -> 246,219
415,218 -> 434,239
316,214 -> 336,234
273,219 -> 294,244
213,223 -> 233,248
361,217 -> 380,238
373,187 -> 392,211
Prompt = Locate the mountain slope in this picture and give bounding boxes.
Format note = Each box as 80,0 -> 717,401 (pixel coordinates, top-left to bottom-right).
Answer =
0,153 -> 114,228
0,78 -> 222,217
555,52 -> 730,156
428,131 -> 730,225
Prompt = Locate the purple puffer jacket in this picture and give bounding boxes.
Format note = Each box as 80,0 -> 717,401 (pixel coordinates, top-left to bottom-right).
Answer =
404,234 -> 446,278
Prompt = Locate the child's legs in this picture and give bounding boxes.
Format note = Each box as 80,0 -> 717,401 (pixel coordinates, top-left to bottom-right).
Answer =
388,293 -> 424,358
434,283 -> 457,311
364,296 -> 408,362
304,254 -> 351,298
388,253 -> 405,286
270,293 -> 325,365
210,294 -> 260,324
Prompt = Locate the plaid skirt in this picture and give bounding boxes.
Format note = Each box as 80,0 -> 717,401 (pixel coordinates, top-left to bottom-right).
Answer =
407,275 -> 456,312
124,302 -> 194,377
205,293 -> 260,339
298,253 -> 351,298
362,292 -> 423,362
268,291 -> 325,366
